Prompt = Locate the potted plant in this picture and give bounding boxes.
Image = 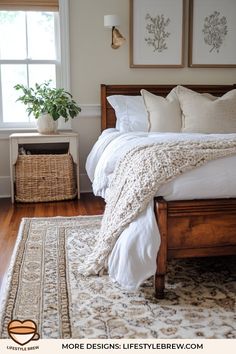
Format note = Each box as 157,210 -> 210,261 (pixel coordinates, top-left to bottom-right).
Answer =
14,81 -> 81,134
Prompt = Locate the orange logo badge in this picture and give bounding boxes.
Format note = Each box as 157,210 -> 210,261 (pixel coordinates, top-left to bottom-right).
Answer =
8,319 -> 40,346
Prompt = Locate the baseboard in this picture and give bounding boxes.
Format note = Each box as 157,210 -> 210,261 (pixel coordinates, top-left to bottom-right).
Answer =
79,173 -> 92,193
0,174 -> 92,198
0,176 -> 11,198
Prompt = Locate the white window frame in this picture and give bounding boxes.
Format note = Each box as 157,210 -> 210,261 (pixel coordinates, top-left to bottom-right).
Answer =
0,0 -> 70,131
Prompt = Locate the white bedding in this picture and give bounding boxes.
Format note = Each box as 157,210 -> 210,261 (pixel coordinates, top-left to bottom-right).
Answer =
86,129 -> 236,290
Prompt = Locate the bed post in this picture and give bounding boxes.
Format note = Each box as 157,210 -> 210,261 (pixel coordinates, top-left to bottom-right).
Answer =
154,197 -> 168,299
101,84 -> 107,131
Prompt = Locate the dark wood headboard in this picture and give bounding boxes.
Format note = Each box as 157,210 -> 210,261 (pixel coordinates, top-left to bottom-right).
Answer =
101,84 -> 236,131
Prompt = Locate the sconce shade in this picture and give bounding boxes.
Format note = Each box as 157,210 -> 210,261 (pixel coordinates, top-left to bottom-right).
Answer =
112,27 -> 126,49
104,14 -> 120,28
104,14 -> 125,49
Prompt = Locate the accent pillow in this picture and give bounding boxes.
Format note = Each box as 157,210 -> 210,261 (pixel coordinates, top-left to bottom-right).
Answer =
175,86 -> 236,133
107,95 -> 149,132
141,89 -> 182,132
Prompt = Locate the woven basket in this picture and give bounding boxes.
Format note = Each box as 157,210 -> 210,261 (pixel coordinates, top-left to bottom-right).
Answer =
15,153 -> 77,202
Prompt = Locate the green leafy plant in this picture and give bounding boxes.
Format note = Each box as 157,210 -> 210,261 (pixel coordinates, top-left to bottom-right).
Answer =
14,81 -> 81,121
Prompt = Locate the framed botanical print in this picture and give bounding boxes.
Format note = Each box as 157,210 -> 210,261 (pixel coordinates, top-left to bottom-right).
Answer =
189,0 -> 236,67
130,0 -> 185,68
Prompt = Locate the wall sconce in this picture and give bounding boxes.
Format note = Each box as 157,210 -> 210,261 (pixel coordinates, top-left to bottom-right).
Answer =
104,14 -> 125,49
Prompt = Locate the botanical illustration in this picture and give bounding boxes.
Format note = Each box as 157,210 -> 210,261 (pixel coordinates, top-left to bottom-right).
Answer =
202,11 -> 228,53
145,13 -> 170,52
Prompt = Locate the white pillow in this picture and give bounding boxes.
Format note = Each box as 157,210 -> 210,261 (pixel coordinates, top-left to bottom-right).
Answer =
107,95 -> 149,132
141,89 -> 182,132
175,86 -> 236,134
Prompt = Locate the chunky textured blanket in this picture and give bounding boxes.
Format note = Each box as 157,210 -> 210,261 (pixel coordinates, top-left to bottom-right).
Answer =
78,138 -> 236,276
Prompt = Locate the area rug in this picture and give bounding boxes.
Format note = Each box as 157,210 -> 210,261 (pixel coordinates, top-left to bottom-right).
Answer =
0,216 -> 235,339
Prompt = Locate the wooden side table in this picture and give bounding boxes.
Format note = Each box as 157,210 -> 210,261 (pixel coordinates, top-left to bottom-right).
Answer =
10,132 -> 80,203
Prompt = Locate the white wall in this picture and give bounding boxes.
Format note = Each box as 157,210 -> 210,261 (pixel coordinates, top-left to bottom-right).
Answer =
0,0 -> 236,197
70,0 -> 236,103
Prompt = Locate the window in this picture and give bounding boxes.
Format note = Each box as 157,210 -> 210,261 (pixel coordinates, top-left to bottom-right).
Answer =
0,0 -> 69,129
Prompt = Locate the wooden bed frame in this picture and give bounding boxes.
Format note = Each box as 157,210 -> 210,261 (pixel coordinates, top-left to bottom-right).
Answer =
101,84 -> 236,298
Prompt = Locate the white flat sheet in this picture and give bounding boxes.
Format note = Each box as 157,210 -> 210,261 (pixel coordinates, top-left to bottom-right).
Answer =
86,129 -> 236,289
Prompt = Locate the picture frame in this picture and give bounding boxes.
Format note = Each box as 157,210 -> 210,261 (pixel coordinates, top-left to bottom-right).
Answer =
189,0 -> 236,67
129,0 -> 185,68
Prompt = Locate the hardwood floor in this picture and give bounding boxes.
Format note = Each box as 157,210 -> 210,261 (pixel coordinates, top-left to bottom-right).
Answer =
0,193 -> 105,291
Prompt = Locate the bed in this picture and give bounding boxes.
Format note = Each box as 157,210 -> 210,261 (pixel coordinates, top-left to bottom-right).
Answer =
97,83 -> 236,298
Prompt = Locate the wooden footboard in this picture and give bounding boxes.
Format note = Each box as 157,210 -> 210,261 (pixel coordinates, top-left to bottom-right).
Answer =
154,197 -> 236,298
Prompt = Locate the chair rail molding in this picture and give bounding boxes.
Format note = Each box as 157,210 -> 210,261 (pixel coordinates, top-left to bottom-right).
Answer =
80,104 -> 101,117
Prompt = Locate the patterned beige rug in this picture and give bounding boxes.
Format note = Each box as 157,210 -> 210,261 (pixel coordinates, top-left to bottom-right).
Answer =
0,216 -> 235,339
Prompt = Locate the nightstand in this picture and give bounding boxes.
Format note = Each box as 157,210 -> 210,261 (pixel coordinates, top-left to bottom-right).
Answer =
10,132 -> 80,203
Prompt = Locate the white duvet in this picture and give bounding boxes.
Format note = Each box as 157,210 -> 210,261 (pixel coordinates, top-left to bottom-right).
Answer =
86,129 -> 236,290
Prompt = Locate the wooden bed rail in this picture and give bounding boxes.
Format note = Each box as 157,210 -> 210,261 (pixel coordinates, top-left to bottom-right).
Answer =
154,197 -> 236,298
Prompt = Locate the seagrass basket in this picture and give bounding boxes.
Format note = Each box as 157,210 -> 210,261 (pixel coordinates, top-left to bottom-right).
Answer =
15,153 -> 77,202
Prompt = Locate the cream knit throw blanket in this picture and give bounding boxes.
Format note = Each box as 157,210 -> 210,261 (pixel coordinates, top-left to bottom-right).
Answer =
79,138 -> 236,276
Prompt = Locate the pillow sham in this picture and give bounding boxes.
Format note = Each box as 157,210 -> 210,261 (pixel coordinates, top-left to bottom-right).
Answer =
175,85 -> 236,133
141,89 -> 182,132
107,95 -> 149,132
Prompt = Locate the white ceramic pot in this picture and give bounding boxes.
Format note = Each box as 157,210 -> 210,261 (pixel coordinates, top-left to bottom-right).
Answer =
36,113 -> 58,134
